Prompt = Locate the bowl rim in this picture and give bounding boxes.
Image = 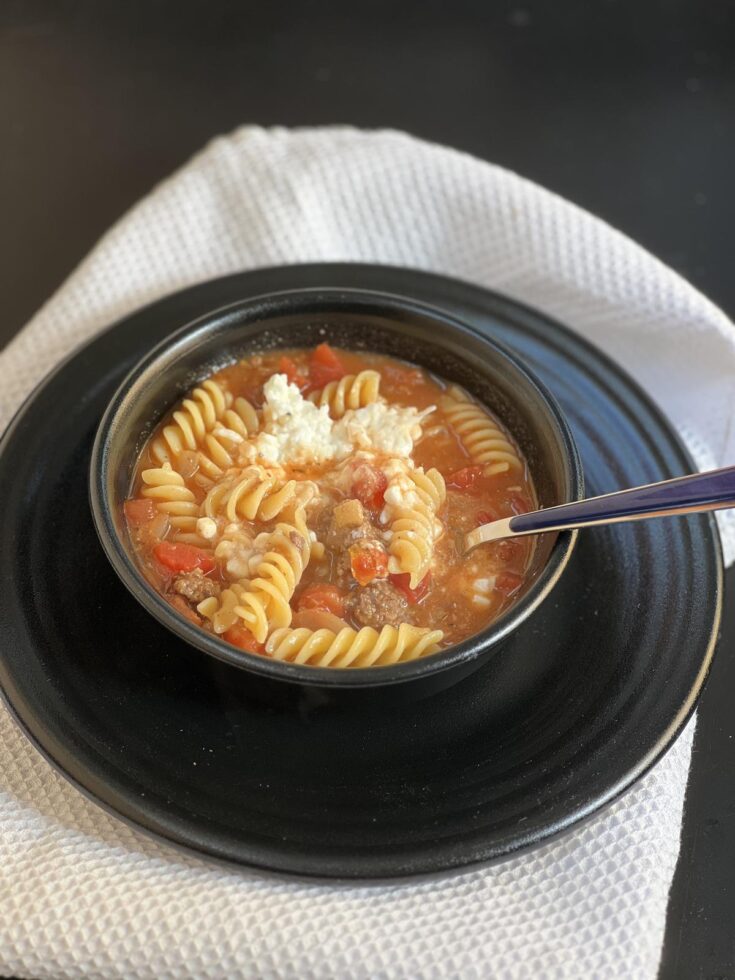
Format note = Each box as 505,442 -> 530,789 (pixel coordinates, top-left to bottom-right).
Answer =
89,286 -> 583,688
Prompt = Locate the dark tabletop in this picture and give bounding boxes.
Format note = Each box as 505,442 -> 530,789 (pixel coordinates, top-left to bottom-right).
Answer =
1,1 -> 733,976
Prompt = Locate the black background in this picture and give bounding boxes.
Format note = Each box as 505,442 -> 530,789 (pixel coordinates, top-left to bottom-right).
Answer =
1,1 -> 733,976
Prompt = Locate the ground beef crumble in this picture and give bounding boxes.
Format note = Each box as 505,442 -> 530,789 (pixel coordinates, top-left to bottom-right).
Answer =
172,569 -> 221,605
346,580 -> 409,630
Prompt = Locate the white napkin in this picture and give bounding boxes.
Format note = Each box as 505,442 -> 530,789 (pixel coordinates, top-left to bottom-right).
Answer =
1,127 -> 733,980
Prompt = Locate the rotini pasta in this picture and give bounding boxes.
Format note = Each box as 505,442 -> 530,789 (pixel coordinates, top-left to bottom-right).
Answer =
307,370 -> 381,417
198,584 -> 245,634
386,467 -> 446,588
265,623 -> 444,667
141,464 -> 200,542
196,397 -> 261,484
229,507 -> 313,643
202,466 -> 314,524
125,344 -> 537,662
150,380 -> 231,468
440,387 -> 522,476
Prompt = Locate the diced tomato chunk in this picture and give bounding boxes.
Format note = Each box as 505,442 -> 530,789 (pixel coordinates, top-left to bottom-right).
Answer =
223,625 -> 265,655
475,509 -> 497,527
296,584 -> 346,617
153,542 -> 215,574
168,594 -> 202,626
351,464 -> 388,510
349,545 -> 389,586
311,341 -> 343,370
446,466 -> 484,491
509,494 -> 531,516
389,572 -> 431,604
495,570 -> 524,597
124,498 -> 158,527
278,355 -> 301,386
308,342 -> 346,389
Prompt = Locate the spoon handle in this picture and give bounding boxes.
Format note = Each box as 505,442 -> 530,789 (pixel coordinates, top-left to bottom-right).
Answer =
465,465 -> 735,549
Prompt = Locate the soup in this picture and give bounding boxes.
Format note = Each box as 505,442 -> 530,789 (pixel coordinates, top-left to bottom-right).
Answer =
124,344 -> 537,666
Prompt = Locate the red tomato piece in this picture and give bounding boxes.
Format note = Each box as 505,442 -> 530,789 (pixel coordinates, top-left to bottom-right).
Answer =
509,494 -> 531,515
308,342 -> 346,389
296,584 -> 346,617
446,466 -> 484,491
495,570 -> 524,597
351,464 -> 388,510
389,572 -> 431,604
475,509 -> 497,527
350,545 -> 389,586
153,542 -> 215,574
278,355 -> 301,385
124,498 -> 158,527
311,341 -> 343,370
223,625 -> 265,655
168,594 -> 202,626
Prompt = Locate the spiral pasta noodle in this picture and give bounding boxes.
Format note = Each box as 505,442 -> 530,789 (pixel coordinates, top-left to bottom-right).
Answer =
140,463 -> 200,541
440,387 -> 522,476
202,466 -> 314,524
387,467 -> 446,589
307,370 -> 381,417
226,508 -> 313,643
222,396 -> 260,438
266,623 -> 444,667
150,380 -> 232,469
197,585 -> 244,634
195,397 -> 262,485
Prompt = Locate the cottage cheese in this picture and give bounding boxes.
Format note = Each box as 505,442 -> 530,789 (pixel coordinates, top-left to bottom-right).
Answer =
380,459 -> 444,546
380,458 -> 421,522
336,401 -> 433,458
244,374 -> 434,467
248,374 -> 343,465
214,523 -> 270,580
196,517 -> 218,540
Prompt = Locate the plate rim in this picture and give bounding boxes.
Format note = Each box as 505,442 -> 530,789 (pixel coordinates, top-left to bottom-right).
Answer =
0,262 -> 723,880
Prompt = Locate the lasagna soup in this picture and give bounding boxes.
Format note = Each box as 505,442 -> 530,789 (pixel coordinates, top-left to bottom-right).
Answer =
125,344 -> 537,667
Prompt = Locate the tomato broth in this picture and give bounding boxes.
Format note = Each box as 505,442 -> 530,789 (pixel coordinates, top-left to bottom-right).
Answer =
125,344 -> 537,665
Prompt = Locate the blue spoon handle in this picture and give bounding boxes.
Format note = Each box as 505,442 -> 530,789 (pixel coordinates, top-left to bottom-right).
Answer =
514,465 -> 735,533
464,465 -> 735,551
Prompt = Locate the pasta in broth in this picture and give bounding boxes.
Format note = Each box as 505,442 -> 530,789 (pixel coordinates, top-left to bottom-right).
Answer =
124,344 -> 537,667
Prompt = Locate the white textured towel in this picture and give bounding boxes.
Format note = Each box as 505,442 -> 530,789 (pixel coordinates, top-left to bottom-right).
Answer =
1,127 -> 734,980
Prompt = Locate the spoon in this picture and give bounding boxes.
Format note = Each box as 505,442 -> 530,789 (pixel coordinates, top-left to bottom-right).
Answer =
462,464 -> 735,555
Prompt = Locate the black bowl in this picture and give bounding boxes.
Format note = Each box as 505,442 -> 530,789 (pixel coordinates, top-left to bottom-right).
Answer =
90,287 -> 582,697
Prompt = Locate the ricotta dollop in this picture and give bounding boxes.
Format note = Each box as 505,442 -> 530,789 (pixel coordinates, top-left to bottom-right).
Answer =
245,374 -> 433,466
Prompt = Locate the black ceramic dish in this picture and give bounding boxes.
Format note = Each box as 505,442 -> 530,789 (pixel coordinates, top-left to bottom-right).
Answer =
90,288 -> 581,697
0,265 -> 722,879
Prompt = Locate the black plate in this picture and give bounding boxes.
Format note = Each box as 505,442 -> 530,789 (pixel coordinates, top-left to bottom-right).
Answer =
0,264 -> 722,879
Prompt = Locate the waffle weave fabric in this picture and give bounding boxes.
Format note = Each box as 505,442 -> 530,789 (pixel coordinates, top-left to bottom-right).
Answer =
1,127 -> 733,980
